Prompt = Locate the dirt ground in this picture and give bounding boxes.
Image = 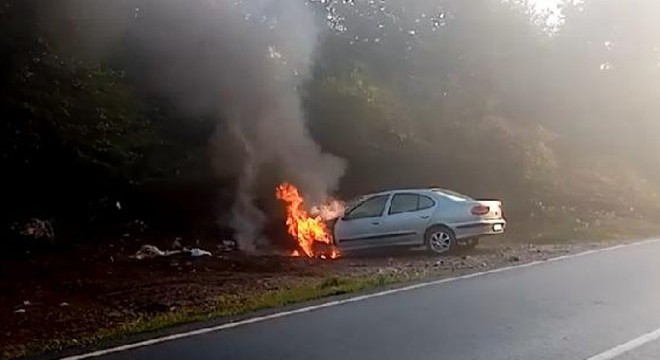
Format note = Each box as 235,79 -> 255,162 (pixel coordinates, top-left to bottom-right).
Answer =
0,238 -> 619,358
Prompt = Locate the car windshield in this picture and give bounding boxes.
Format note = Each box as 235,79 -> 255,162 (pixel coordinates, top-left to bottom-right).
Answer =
343,195 -> 368,214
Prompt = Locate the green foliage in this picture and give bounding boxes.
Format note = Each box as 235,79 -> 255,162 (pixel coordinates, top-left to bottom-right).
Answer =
2,0 -> 659,242
306,0 -> 660,224
306,68 -> 414,158
10,53 -> 156,177
1,16 -> 213,236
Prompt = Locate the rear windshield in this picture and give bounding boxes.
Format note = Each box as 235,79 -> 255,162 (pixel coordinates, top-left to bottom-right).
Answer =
432,189 -> 473,202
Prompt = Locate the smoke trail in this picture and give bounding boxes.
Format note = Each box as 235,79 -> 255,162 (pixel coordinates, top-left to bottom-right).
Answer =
51,0 -> 346,250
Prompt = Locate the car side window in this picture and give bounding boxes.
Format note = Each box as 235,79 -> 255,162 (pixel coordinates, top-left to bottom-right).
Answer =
389,194 -> 436,214
419,195 -> 435,210
389,194 -> 419,214
344,195 -> 389,220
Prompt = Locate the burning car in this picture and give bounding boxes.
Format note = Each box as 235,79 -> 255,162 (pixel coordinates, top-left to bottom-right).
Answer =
276,183 -> 341,258
333,188 -> 506,254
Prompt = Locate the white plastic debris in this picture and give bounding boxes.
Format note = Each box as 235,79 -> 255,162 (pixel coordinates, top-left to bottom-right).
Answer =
131,244 -> 211,259
188,248 -> 212,257
131,245 -> 181,260
14,309 -> 26,314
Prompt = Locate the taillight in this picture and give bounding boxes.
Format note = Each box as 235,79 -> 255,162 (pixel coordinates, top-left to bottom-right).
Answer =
471,205 -> 490,216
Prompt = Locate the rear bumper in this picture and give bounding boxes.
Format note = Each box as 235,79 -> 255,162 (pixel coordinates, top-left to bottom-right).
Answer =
452,219 -> 506,239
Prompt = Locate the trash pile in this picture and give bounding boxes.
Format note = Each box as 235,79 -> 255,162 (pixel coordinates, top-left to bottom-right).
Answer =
131,244 -> 212,260
18,218 -> 55,243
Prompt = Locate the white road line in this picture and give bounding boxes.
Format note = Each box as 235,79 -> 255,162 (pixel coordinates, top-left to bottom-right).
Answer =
61,238 -> 660,360
586,327 -> 660,360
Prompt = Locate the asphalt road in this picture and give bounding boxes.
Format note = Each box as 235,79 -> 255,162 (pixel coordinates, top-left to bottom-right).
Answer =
86,240 -> 660,360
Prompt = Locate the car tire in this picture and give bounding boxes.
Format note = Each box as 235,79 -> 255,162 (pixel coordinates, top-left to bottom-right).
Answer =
425,225 -> 456,255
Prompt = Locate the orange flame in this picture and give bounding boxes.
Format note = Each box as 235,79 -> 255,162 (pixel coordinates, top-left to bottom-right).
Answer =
275,183 -> 339,259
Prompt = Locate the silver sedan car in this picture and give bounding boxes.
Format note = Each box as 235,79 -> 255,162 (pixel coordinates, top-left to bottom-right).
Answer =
333,188 -> 506,254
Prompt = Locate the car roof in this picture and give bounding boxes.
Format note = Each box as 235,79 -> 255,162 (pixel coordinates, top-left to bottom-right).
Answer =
361,188 -> 438,197
356,187 -> 473,202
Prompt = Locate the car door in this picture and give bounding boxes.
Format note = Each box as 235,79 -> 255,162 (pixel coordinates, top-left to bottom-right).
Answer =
381,193 -> 437,245
334,194 -> 390,250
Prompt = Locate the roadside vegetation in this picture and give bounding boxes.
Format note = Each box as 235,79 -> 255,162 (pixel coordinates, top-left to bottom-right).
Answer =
8,272 -> 402,359
2,0 -> 660,252
3,242 -> 604,359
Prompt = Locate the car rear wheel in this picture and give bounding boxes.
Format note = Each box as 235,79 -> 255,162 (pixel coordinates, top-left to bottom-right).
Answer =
425,226 -> 456,254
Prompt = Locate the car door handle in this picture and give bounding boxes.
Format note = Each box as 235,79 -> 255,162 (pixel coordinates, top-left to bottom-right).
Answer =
420,215 -> 430,219
371,221 -> 380,225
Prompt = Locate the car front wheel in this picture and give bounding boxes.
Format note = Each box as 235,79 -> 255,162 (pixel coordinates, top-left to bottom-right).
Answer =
425,226 -> 456,255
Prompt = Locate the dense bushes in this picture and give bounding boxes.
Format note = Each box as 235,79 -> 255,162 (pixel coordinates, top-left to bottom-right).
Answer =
2,0 -> 659,249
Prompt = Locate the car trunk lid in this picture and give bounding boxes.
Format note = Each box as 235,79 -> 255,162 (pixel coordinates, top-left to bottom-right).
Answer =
470,200 -> 503,220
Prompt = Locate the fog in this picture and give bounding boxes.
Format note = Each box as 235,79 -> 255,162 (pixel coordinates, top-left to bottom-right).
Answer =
19,0 -> 660,246
311,0 -> 660,189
